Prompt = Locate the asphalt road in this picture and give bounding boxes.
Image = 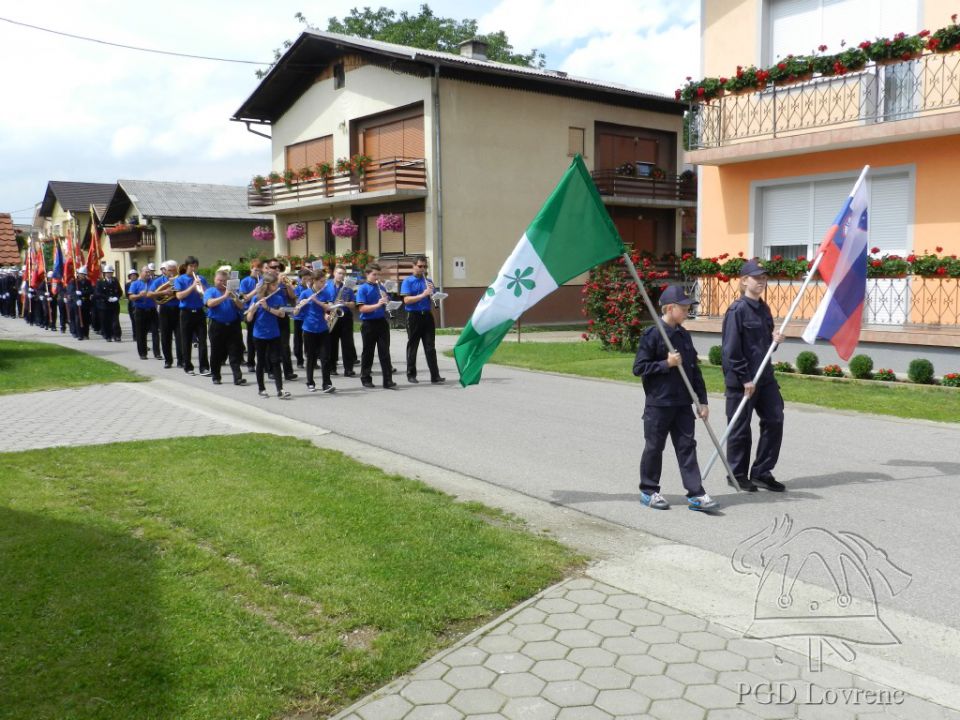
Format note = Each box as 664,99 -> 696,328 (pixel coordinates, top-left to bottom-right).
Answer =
5,320 -> 958,631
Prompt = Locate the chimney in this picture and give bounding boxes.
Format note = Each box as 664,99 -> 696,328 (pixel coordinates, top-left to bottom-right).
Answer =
458,38 -> 489,61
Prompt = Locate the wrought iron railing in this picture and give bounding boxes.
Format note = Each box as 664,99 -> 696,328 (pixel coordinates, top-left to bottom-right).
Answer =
248,157 -> 427,208
590,170 -> 696,202
686,276 -> 960,326
688,50 -> 960,150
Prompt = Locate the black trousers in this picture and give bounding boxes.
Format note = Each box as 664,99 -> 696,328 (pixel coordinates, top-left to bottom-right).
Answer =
254,337 -> 283,393
328,313 -> 357,370
278,316 -> 294,376
48,298 -> 58,329
405,310 -> 441,380
360,318 -> 393,386
639,405 -> 704,498
293,321 -> 304,366
76,302 -> 91,339
158,305 -> 182,366
57,297 -> 67,331
128,307 -> 136,340
245,321 -> 255,368
134,307 -> 159,358
208,319 -> 244,383
725,382 -> 785,481
179,308 -> 209,373
303,330 -> 332,388
100,303 -> 121,340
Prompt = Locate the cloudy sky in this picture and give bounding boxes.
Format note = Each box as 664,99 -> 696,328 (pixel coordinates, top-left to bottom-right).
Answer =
0,0 -> 698,225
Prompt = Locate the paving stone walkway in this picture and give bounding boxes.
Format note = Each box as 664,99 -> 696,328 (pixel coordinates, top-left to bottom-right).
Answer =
334,578 -> 959,720
1,382 -> 244,452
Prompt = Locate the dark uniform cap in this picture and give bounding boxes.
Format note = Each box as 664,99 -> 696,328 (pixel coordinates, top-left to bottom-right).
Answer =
659,285 -> 697,306
740,258 -> 768,276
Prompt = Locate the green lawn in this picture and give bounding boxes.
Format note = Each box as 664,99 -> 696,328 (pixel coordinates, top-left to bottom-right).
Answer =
0,434 -> 579,720
477,341 -> 960,423
0,340 -> 143,395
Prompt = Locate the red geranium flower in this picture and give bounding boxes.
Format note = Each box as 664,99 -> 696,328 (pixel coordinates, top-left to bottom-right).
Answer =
859,41 -> 871,50
907,254 -> 916,263
697,87 -> 705,97
818,44 -> 828,52
675,89 -> 682,100
936,266 -> 947,276
777,63 -> 787,70
738,251 -> 744,257
871,260 -> 882,268
936,246 -> 944,252
919,29 -> 930,37
870,246 -> 880,254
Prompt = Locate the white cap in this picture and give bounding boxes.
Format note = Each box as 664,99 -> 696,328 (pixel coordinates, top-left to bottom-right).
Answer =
146,262 -> 156,271
128,269 -> 138,276
163,259 -> 177,269
105,265 -> 115,273
78,266 -> 88,274
47,271 -> 54,277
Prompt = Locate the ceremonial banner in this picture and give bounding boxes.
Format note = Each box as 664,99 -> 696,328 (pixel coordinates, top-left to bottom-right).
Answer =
801,169 -> 869,360
52,240 -> 64,281
453,156 -> 624,386
85,206 -> 104,285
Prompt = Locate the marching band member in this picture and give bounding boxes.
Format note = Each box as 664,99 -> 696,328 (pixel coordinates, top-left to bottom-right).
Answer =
274,260 -> 298,381
45,271 -> 59,332
292,267 -> 312,370
204,268 -> 247,386
95,265 -> 123,342
325,265 -> 357,377
73,266 -> 93,340
127,266 -> 158,359
174,255 -> 210,376
294,271 -> 335,393
400,255 -> 444,384
125,268 -> 139,339
238,258 -> 263,372
149,260 -> 182,369
355,263 -> 396,389
245,270 -> 291,399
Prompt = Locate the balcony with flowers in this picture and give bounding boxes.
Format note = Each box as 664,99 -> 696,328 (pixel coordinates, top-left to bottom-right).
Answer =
247,154 -> 428,212
104,222 -> 157,251
682,17 -> 960,163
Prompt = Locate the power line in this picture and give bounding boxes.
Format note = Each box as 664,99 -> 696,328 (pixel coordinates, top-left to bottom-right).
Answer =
0,16 -> 271,65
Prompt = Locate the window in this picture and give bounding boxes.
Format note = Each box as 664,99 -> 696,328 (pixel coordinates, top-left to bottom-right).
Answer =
362,116 -> 424,162
333,63 -> 345,90
285,135 -> 333,172
758,172 -> 910,259
365,211 -> 426,256
567,127 -> 585,157
766,0 -> 919,64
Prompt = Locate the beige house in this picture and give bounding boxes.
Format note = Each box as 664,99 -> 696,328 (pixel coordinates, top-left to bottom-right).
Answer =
38,181 -> 115,257
101,180 -> 262,276
232,31 -> 692,326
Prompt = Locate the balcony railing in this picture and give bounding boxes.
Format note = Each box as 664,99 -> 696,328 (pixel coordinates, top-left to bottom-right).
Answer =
249,157 -> 427,208
105,226 -> 156,251
687,275 -> 960,326
688,50 -> 960,150
591,170 -> 696,202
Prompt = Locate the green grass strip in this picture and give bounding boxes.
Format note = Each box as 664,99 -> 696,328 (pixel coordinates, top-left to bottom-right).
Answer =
0,434 -> 579,719
0,339 -> 144,395
473,341 -> 960,424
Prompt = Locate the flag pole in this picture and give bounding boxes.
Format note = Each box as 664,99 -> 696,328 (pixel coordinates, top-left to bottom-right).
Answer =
621,254 -> 741,491
699,165 -> 870,482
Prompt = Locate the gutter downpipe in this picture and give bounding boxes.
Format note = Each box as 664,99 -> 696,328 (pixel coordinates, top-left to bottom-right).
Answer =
431,62 -> 446,327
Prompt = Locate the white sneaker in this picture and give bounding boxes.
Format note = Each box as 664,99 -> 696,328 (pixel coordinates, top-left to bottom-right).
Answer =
640,492 -> 670,510
688,494 -> 719,512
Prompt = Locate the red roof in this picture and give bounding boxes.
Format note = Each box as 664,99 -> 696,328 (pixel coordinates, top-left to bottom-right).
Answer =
0,214 -> 21,265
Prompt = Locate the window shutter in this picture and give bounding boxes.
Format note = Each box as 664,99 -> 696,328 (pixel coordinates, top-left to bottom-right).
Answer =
402,116 -> 424,158
769,0 -> 819,63
363,128 -> 380,161
285,143 -> 307,171
877,0 -> 919,36
380,226 -> 403,254
305,136 -> 332,166
868,174 -> 909,254
568,127 -> 585,156
379,121 -> 403,162
404,212 -> 426,255
366,216 -> 380,257
761,183 -> 811,251
813,178 -> 854,241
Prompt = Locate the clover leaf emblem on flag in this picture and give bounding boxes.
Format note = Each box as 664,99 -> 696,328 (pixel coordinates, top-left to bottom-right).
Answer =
504,266 -> 536,297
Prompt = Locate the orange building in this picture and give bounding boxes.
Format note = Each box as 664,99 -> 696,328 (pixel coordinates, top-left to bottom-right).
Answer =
686,0 -> 960,362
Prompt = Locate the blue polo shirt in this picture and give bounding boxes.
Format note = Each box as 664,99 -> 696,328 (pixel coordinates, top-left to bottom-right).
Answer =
292,283 -> 309,324
356,282 -> 386,321
299,287 -> 332,334
204,287 -> 241,324
174,273 -> 208,310
128,279 -> 156,310
251,291 -> 285,340
401,275 -> 433,312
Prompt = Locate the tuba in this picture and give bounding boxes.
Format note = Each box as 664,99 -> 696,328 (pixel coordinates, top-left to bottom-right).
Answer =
153,278 -> 177,304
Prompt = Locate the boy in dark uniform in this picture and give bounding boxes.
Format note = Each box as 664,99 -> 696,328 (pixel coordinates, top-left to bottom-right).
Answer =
721,259 -> 786,492
633,285 -> 717,512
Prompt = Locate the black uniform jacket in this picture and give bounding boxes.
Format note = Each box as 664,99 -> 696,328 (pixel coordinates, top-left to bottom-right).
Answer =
721,296 -> 776,389
633,323 -> 707,407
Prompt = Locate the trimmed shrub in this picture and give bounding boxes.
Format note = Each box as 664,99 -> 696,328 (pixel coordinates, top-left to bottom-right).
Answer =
848,354 -> 874,380
822,364 -> 844,378
795,351 -> 819,375
708,345 -> 723,366
773,361 -> 794,373
908,358 -> 935,384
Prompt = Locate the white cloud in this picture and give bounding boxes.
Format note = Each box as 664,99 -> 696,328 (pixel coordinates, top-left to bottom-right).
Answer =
110,126 -> 149,158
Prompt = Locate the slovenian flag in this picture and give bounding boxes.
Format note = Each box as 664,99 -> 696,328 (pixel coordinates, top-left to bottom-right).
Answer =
52,240 -> 65,281
453,156 -> 625,386
802,167 -> 869,360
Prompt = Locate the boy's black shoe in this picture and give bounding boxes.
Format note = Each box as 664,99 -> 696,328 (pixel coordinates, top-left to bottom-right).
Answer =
729,476 -> 757,492
752,474 -> 786,492
407,376 -> 419,383
344,370 -> 356,377
383,380 -> 398,389
361,380 -> 375,388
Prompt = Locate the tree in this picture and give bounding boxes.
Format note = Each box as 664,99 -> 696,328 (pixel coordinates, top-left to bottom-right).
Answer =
257,4 -> 545,78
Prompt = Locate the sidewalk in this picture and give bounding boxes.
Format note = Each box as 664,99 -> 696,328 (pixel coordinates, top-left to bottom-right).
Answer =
2,317 -> 959,719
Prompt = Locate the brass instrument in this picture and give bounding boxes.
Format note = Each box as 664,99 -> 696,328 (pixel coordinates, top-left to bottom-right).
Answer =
192,271 -> 204,296
153,278 -> 177,304
326,279 -> 349,331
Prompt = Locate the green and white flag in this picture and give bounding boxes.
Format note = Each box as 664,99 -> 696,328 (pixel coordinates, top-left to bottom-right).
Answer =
454,155 -> 625,386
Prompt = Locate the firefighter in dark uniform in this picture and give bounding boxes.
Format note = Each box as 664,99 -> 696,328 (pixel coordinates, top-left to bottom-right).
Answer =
73,266 -> 94,339
633,285 -> 718,512
45,272 -> 58,331
96,265 -> 124,341
721,259 -> 786,492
